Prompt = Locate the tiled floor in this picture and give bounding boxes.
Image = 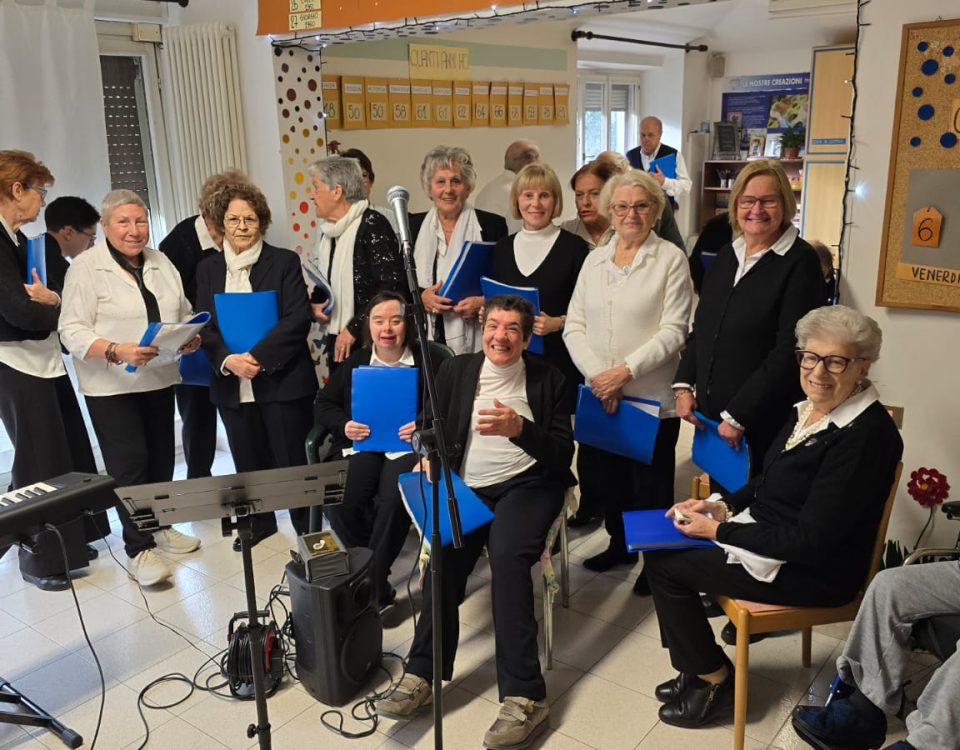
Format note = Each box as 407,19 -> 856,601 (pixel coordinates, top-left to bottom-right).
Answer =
0,426 -> 934,749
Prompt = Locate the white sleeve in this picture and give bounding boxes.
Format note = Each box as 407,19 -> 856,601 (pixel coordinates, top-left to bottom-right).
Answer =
662,151 -> 693,199
562,263 -> 607,381
58,259 -> 100,360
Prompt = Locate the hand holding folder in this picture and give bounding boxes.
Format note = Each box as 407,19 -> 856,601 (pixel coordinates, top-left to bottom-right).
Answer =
573,384 -> 660,464
25,235 -> 47,286
622,509 -> 716,552
351,366 -> 418,453
302,259 -> 335,315
398,471 -> 494,548
438,241 -> 495,301
648,152 -> 677,180
691,411 -> 751,492
125,312 -> 211,373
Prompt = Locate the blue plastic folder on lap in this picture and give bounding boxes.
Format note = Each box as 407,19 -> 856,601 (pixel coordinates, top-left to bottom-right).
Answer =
480,276 -> 543,355
623,509 -> 716,553
573,384 -> 660,464
397,471 -> 495,548
351,366 -> 418,453
437,241 -> 495,301
691,411 -> 751,493
214,291 -> 279,354
648,152 -> 677,180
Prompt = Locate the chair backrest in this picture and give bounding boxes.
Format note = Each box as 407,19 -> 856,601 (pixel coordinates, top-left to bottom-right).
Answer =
863,461 -> 904,590
691,472 -> 711,500
427,340 -> 455,362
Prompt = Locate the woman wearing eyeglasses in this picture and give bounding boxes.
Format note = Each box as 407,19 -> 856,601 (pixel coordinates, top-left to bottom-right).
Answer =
564,169 -> 693,586
196,182 -> 318,548
673,159 -> 824,480
643,306 -> 902,729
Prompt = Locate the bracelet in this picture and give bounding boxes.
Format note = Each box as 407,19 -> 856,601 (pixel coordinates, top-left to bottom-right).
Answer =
715,500 -> 732,521
104,342 -> 122,365
673,388 -> 693,400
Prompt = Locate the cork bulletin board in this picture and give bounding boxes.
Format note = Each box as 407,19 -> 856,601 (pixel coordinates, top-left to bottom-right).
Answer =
877,18 -> 960,312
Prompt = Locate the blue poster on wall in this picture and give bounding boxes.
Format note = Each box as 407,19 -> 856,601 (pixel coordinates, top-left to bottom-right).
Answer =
721,73 -> 811,134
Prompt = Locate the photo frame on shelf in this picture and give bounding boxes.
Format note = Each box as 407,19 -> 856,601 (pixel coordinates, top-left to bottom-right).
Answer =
748,132 -> 766,159
764,133 -> 782,158
713,121 -> 740,160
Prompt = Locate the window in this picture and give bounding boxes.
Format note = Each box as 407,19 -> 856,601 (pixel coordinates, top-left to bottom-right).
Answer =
577,77 -> 640,166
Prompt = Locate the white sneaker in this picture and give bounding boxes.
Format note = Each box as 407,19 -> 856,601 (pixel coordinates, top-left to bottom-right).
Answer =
153,528 -> 201,554
128,549 -> 172,586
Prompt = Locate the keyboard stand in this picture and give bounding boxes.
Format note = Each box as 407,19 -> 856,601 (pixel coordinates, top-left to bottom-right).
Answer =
0,676 -> 82,748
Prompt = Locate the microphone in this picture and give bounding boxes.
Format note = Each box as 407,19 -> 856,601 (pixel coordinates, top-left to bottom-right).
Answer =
386,185 -> 413,249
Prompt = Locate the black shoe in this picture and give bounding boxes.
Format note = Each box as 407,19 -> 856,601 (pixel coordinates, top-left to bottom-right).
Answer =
86,544 -> 99,561
658,670 -> 735,728
233,528 -> 276,551
567,511 -> 600,528
632,569 -> 651,596
701,594 -> 724,618
583,547 -> 638,572
655,672 -> 693,703
22,572 -> 71,592
721,620 -> 769,646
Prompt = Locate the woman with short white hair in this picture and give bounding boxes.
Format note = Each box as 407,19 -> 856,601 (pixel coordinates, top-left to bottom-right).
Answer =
60,189 -> 202,587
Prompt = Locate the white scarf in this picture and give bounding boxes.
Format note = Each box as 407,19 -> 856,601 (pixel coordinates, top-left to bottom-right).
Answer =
412,205 -> 484,354
222,237 -> 263,404
318,199 -> 368,335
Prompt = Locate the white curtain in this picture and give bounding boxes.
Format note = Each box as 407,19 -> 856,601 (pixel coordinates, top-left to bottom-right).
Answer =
0,0 -> 112,234
0,0 -> 111,464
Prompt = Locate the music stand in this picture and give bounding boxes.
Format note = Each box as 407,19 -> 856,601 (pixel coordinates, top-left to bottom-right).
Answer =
117,463 -> 348,750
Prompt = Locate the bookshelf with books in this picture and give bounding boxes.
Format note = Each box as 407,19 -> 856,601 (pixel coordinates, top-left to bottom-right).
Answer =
699,159 -> 803,230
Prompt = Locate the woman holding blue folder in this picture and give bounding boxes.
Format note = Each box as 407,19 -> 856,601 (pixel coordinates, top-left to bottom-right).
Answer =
314,291 -> 447,610
196,182 -> 318,547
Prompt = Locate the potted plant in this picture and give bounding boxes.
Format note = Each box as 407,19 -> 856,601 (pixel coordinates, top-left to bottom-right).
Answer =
780,127 -> 805,159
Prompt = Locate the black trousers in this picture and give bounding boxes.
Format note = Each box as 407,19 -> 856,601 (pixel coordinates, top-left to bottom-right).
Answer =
0,363 -> 104,577
175,384 -> 218,479
85,386 -> 176,558
218,396 -> 314,537
326,451 -> 418,606
584,416 -> 681,555
406,468 -> 565,701
645,547 -> 849,675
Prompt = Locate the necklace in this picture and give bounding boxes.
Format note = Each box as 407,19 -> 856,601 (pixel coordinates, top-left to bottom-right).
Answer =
785,382 -> 867,450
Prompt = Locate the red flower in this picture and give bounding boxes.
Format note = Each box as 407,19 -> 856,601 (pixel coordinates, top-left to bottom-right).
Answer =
907,467 -> 950,509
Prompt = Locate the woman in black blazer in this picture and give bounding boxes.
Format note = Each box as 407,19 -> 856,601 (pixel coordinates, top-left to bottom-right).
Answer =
314,291 -> 445,610
410,145 -> 508,355
196,183 -> 318,546
674,159 -> 824,480
646,305 -> 902,729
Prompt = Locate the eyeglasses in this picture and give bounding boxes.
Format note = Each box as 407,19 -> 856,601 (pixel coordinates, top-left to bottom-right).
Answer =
795,350 -> 865,374
224,215 -> 260,228
76,228 -> 98,246
611,202 -> 653,217
26,185 -> 48,203
737,196 -> 780,210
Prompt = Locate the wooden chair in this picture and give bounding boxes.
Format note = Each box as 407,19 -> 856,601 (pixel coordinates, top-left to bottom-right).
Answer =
714,462 -> 903,750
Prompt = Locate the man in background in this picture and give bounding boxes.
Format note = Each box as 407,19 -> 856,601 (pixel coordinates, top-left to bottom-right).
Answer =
43,196 -> 98,290
474,139 -> 541,233
626,116 -> 692,210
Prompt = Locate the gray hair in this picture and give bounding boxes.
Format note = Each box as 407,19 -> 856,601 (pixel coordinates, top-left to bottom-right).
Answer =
308,156 -> 365,203
504,140 -> 540,173
795,305 -> 883,362
101,189 -> 147,223
419,146 -> 477,195
598,169 -> 665,223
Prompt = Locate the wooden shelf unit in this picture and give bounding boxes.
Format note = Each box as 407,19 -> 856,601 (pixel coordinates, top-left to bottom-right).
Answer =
699,159 -> 804,230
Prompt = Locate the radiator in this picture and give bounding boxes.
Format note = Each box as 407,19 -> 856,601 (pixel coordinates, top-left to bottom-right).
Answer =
161,22 -> 248,219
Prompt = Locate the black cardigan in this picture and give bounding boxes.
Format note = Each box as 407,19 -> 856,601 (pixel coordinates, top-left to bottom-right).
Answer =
196,242 -> 318,408
313,343 -> 444,456
0,224 -> 59,343
716,399 -> 903,604
426,352 -> 576,488
158,215 -> 219,307
409,208 -> 508,287
674,233 -> 824,463
489,228 -> 589,410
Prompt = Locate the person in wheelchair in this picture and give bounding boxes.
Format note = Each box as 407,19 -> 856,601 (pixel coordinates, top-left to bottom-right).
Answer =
643,305 -> 903,729
313,291 -> 445,611
792,559 -> 960,750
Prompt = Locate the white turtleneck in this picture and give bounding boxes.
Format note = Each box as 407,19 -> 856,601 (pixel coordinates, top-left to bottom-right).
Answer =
514,224 -> 560,277
461,356 -> 536,488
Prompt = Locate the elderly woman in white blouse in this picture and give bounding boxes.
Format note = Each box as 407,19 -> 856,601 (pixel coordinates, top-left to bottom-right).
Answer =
563,169 -> 693,593
60,189 -> 201,587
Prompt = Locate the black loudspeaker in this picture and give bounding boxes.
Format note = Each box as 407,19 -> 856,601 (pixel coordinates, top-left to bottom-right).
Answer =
286,547 -> 383,706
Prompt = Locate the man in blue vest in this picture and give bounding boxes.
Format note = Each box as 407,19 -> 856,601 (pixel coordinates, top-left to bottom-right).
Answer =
626,116 -> 692,210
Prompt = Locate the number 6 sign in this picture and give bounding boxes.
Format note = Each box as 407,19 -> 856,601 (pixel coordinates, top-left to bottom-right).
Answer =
911,206 -> 943,248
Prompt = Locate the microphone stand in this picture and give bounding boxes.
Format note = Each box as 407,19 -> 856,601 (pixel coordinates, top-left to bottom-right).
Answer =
391,192 -> 463,750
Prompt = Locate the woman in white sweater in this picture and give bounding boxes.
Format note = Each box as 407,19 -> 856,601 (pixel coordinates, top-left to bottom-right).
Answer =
563,169 -> 693,593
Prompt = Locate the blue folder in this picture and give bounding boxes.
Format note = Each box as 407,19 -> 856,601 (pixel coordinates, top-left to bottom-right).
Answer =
179,350 -> 212,386
480,276 -> 543,355
437,241 -> 495,301
125,312 -> 212,374
351,366 -> 418,453
623,509 -> 716,553
398,471 -> 495,548
700,251 -> 718,272
573,384 -> 660,464
691,411 -> 751,492
302,259 -> 334,315
214,291 -> 279,354
648,152 -> 677,179
25,235 -> 46,286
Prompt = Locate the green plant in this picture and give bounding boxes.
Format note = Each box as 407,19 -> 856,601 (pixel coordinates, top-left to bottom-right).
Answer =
780,128 -> 805,149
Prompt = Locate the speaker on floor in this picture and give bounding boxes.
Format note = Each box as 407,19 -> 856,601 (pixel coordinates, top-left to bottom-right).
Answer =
286,547 -> 383,706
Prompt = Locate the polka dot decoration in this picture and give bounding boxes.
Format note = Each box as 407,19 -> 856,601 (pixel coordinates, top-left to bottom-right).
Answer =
909,34 -> 960,151
918,104 -> 935,120
910,136 -> 922,147
273,46 -> 327,255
